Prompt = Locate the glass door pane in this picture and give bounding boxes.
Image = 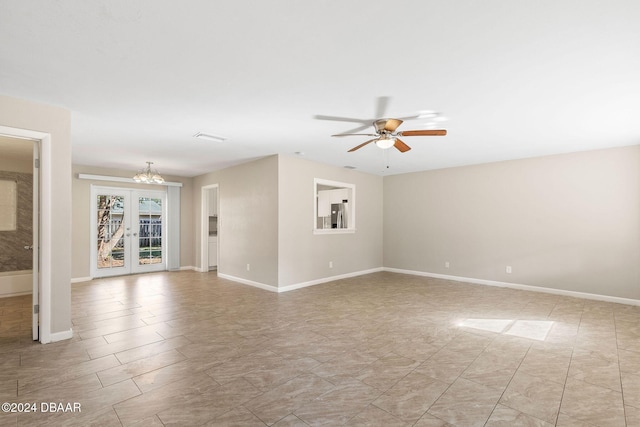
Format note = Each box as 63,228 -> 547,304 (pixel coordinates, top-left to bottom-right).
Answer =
96,194 -> 126,270
137,196 -> 163,266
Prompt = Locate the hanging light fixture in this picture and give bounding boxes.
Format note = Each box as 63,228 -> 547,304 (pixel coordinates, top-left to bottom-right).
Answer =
133,161 -> 165,184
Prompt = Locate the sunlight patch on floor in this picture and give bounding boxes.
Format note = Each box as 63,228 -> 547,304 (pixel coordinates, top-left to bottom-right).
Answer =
459,318 -> 554,341
458,318 -> 513,333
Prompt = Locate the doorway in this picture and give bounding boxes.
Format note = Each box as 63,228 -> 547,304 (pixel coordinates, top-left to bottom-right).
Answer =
201,184 -> 219,272
0,131 -> 44,342
91,186 -> 167,278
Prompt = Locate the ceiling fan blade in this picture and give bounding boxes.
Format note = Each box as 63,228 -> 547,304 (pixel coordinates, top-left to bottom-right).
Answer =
397,129 -> 447,137
393,138 -> 411,153
348,138 -> 377,152
340,123 -> 374,134
394,114 -> 421,121
332,133 -> 377,137
384,119 -> 403,132
313,115 -> 371,124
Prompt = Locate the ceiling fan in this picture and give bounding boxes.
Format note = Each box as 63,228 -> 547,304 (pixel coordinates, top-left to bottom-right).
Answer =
333,118 -> 446,153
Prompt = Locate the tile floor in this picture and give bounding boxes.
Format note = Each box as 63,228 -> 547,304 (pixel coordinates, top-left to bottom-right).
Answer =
1,271 -> 639,426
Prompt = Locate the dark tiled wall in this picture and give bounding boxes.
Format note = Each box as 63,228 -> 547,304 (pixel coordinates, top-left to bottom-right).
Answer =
0,172 -> 33,272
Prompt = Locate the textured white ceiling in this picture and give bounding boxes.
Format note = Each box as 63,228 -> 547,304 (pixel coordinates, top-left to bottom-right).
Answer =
1,1 -> 639,177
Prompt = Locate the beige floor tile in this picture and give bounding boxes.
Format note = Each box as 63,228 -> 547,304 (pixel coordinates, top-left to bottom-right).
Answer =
559,378 -> 626,426
114,371 -> 219,426
568,349 -> 622,392
294,377 -> 381,426
626,404 -> 640,426
499,370 -> 564,424
19,373 -> 103,401
617,331 -> 640,353
619,348 -> 640,374
517,345 -> 572,384
413,348 -> 476,384
87,331 -> 165,359
133,358 -> 220,393
129,415 -> 165,426
242,357 -> 313,391
244,373 -> 334,425
18,354 -> 121,394
113,335 -> 192,364
203,405 -> 268,426
461,350 -> 519,389
621,370 -> 640,408
272,413 -> 310,426
311,350 -> 378,379
555,412 -> 594,426
205,349 -> 285,384
18,344 -> 92,368
485,404 -> 553,426
157,377 -> 261,425
76,316 -> 149,340
427,377 -> 503,427
441,331 -> 492,358
355,353 -> 421,391
346,404 -> 410,427
98,348 -> 186,387
372,372 -> 449,423
13,380 -> 139,426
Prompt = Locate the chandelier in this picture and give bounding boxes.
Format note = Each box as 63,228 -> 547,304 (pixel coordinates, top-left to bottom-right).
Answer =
133,161 -> 165,184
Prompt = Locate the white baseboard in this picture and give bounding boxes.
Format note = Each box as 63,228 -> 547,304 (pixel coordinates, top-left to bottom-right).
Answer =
218,268 -> 384,294
0,272 -> 33,297
73,267 -> 198,281
278,268 -> 384,293
47,328 -> 73,343
217,273 -> 279,292
384,267 -> 640,307
0,290 -> 32,298
179,266 -> 197,271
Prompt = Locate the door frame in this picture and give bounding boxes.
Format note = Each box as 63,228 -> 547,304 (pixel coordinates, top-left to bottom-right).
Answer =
200,184 -> 219,272
0,125 -> 51,343
90,185 -> 167,278
32,140 -> 40,340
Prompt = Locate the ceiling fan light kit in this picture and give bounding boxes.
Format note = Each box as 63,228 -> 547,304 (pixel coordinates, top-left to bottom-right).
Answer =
375,135 -> 396,149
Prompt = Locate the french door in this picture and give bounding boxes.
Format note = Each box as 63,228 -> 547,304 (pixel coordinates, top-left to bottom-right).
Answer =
91,186 -> 166,278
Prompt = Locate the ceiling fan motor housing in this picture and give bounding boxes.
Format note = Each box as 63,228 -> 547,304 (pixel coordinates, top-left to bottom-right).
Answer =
374,118 -> 402,133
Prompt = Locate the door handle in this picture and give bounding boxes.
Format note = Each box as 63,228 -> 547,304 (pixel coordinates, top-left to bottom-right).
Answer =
23,245 -> 33,250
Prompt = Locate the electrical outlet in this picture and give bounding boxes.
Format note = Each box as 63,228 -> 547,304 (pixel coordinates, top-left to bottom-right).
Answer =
329,261 -> 333,268
246,263 -> 250,271
506,266 -> 512,274
445,261 -> 450,268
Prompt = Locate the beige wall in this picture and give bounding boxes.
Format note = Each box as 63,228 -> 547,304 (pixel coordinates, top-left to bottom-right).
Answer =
193,156 -> 280,287
383,145 -> 640,300
71,165 -> 194,279
192,154 -> 383,289
0,136 -> 32,172
278,155 -> 383,286
0,94 -> 72,334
